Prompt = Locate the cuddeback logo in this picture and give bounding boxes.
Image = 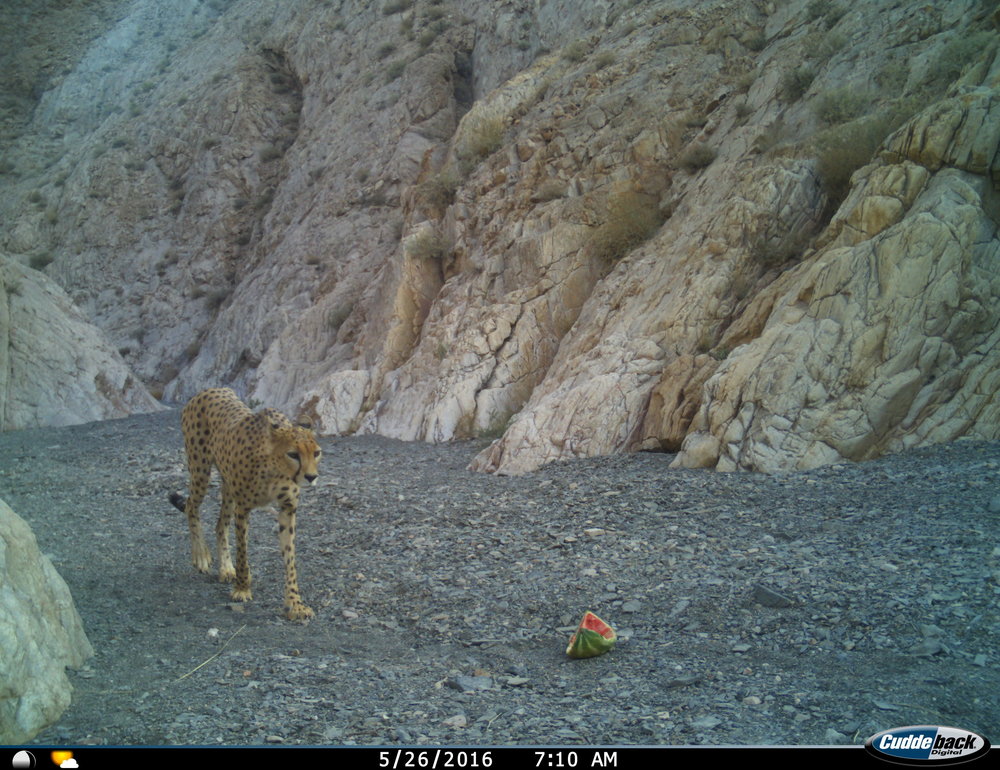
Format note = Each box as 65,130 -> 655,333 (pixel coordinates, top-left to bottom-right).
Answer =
865,725 -> 991,765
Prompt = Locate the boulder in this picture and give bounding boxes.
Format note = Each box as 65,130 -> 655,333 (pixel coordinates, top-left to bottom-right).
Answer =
0,498 -> 94,744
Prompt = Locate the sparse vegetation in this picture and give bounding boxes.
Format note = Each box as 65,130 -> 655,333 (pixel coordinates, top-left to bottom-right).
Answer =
417,168 -> 460,209
455,108 -> 505,173
816,30 -> 848,59
406,227 -> 448,261
923,31 -> 995,93
814,101 -> 919,207
385,59 -> 407,83
476,412 -> 512,440
377,42 -> 397,60
813,86 -> 868,124
877,59 -> 909,92
806,0 -> 844,26
678,142 -> 717,171
781,65 -> 816,101
418,29 -> 440,49
735,70 -> 757,93
744,31 -> 767,52
586,190 -> 664,262
594,50 -> 616,69
382,1 -> 411,15
562,38 -> 590,63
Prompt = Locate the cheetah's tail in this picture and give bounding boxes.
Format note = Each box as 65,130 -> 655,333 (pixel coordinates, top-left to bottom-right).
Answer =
169,492 -> 188,512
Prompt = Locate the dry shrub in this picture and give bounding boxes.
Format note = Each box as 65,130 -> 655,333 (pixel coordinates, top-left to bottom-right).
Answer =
455,108 -> 505,173
587,191 -> 664,262
781,65 -> 816,101
406,227 -> 448,261
679,142 -> 717,171
814,101 -> 917,206
417,168 -> 460,209
562,38 -> 590,63
813,86 -> 868,124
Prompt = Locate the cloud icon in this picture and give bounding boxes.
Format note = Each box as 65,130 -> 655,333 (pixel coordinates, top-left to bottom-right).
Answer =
60,762 -> 79,769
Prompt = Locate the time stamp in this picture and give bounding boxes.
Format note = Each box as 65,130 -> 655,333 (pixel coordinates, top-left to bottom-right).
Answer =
378,750 -> 619,768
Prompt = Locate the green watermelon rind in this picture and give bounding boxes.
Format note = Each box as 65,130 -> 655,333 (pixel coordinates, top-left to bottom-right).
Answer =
566,612 -> 617,658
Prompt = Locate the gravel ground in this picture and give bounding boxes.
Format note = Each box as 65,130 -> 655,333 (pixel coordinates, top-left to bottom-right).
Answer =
2,409 -> 998,747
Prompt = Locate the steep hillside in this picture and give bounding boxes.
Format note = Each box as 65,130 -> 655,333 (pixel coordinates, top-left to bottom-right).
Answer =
1,0 -> 997,472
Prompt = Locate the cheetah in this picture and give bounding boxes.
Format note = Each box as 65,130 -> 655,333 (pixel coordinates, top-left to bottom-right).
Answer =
169,388 -> 321,620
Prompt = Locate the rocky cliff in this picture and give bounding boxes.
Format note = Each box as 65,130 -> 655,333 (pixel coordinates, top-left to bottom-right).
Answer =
1,0 -> 997,472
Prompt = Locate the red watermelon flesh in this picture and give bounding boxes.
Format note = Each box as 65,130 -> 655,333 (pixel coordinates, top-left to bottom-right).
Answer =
566,611 -> 617,658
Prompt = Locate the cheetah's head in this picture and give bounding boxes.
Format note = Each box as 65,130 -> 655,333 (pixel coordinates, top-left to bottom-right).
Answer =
272,424 -> 322,487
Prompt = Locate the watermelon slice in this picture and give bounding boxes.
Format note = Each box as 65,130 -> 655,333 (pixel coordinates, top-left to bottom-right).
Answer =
566,611 -> 617,658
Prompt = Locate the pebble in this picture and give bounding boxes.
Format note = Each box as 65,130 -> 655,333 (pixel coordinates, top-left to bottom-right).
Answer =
751,584 -> 796,608
442,715 -> 468,728
448,675 -> 493,692
691,716 -> 722,729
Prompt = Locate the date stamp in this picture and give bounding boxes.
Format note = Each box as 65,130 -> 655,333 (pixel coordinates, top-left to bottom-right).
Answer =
379,750 -> 494,769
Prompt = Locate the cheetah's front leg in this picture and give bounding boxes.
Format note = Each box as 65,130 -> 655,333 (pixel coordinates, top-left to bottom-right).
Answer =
215,494 -> 237,583
182,494 -> 213,574
278,502 -> 313,620
231,507 -> 253,602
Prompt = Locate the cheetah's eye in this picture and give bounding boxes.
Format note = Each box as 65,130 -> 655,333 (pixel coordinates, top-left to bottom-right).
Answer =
287,451 -> 301,461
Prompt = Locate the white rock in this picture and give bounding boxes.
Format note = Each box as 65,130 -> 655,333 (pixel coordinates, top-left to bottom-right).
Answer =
0,498 -> 94,743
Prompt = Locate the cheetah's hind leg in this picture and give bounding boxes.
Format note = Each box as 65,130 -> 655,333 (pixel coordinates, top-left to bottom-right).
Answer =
169,491 -> 212,574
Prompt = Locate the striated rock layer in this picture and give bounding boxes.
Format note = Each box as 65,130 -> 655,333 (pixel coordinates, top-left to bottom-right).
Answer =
0,0 -> 997,473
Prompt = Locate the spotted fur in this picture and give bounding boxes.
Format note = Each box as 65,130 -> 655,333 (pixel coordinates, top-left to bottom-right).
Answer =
169,388 -> 321,620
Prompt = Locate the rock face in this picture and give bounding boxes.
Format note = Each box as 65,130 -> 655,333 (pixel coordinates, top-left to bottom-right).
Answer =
0,255 -> 162,430
674,87 -> 1000,471
0,498 -> 94,744
0,0 -> 997,472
